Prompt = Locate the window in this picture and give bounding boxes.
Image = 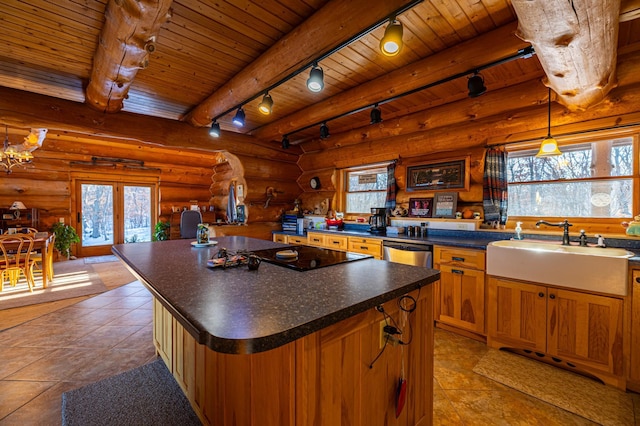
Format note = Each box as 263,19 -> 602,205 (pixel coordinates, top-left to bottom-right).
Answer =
343,165 -> 389,214
507,137 -> 634,218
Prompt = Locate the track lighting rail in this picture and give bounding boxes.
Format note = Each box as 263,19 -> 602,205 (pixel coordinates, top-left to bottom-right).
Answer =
209,0 -> 424,124
282,46 -> 536,142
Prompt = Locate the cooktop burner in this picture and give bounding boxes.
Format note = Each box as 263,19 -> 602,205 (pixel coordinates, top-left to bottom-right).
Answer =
252,245 -> 372,271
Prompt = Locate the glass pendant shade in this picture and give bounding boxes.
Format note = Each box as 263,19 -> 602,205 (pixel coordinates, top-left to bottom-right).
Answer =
380,19 -> 403,56
536,87 -> 562,157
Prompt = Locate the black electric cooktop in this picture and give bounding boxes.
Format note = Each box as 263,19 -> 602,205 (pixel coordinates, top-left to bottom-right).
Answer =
252,245 -> 372,271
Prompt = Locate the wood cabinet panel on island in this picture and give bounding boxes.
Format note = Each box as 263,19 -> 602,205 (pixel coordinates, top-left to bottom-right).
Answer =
153,289 -> 433,426
629,268 -> 640,391
487,276 -> 625,389
433,246 -> 486,337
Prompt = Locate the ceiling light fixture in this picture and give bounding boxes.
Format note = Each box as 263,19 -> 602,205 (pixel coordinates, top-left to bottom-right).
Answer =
307,63 -> 325,92
232,108 -> 245,127
380,16 -> 403,57
258,93 -> 274,115
319,122 -> 330,139
281,135 -> 290,149
536,87 -> 562,157
370,104 -> 383,124
209,120 -> 221,138
467,71 -> 487,97
1,125 -> 41,174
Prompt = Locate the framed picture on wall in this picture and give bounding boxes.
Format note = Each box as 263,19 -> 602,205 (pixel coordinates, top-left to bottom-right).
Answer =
432,192 -> 458,218
408,198 -> 433,218
406,157 -> 469,192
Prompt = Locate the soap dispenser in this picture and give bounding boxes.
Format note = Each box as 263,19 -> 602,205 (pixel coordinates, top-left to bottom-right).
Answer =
514,222 -> 524,240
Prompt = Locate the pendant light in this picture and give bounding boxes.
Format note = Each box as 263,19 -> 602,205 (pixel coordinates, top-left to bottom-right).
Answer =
307,63 -> 324,92
209,120 -> 221,138
258,93 -> 273,115
380,16 -> 403,57
536,87 -> 562,157
232,107 -> 245,127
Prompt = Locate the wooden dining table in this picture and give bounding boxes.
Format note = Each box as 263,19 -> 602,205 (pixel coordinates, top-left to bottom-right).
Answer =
1,233 -> 52,289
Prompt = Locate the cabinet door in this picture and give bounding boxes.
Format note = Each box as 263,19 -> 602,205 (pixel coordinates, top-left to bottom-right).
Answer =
153,298 -> 173,369
288,235 -> 308,245
631,270 -> 640,385
325,235 -> 348,251
273,234 -> 287,243
435,246 -> 485,270
487,277 -> 547,352
547,288 -> 624,376
347,238 -> 381,258
438,264 -> 485,334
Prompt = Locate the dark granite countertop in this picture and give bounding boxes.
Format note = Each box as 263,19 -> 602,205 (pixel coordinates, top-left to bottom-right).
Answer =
112,236 -> 440,355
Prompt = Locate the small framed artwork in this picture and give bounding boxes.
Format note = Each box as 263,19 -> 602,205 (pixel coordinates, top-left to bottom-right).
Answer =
406,157 -> 469,192
432,192 -> 458,218
408,198 -> 433,218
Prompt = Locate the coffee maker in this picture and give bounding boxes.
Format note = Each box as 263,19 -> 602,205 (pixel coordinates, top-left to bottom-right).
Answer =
369,207 -> 387,235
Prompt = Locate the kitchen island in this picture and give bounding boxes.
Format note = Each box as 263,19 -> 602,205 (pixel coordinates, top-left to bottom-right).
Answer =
113,236 -> 439,426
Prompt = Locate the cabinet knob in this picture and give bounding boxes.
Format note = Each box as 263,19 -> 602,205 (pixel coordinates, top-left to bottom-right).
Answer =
549,294 -> 556,300
538,292 -> 544,298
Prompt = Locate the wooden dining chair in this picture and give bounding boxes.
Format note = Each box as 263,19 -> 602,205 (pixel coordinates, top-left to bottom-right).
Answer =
0,234 -> 37,292
32,233 -> 56,282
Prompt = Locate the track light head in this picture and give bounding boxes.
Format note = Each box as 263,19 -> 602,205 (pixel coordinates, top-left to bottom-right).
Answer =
380,18 -> 403,57
370,104 -> 383,124
258,93 -> 273,115
281,135 -> 290,149
232,108 -> 245,127
307,64 -> 324,92
209,120 -> 220,138
319,122 -> 330,139
467,72 -> 487,97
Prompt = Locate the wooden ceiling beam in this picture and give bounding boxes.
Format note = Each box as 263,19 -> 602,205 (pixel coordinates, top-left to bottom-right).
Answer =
0,86 -> 300,162
252,22 -> 530,143
184,0 -> 420,127
85,0 -> 173,113
620,0 -> 640,22
511,0 -> 620,112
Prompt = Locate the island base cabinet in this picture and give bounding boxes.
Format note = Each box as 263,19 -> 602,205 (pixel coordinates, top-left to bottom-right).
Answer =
159,287 -> 433,426
487,276 -> 625,389
628,269 -> 640,392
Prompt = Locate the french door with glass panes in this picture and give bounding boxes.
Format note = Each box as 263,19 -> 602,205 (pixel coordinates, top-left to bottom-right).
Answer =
75,179 -> 157,257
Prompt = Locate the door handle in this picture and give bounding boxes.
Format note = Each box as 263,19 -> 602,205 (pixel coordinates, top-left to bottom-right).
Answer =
452,256 -> 465,262
452,269 -> 464,275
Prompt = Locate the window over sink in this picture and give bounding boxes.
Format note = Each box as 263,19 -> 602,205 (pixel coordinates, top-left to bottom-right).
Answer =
507,135 -> 635,219
341,164 -> 390,215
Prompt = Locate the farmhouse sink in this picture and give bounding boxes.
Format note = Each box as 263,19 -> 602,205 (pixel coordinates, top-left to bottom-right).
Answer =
486,240 -> 634,296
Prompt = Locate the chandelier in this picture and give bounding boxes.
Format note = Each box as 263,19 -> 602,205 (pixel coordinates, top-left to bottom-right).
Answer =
1,125 -> 46,174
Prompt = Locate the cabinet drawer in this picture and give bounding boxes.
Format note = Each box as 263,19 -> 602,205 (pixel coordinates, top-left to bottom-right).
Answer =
288,236 -> 307,245
273,234 -> 287,243
434,246 -> 485,270
348,238 -> 382,258
307,232 -> 325,246
325,235 -> 348,251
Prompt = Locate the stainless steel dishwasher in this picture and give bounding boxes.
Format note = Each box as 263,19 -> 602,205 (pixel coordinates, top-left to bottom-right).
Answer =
383,241 -> 433,268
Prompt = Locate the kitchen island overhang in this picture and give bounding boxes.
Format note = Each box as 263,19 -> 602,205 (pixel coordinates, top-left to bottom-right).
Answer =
112,236 -> 440,354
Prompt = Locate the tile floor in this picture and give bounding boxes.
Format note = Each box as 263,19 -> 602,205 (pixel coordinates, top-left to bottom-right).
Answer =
1,278 -> 639,425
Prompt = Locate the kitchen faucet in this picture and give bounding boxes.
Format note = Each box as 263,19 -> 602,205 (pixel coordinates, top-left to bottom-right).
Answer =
535,219 -> 573,245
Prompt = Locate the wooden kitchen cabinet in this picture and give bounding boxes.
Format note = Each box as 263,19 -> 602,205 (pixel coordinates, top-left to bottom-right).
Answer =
307,231 -> 348,251
487,276 -> 625,388
287,235 -> 308,245
433,246 -> 486,337
153,298 -> 173,369
629,268 -> 640,391
347,236 -> 382,259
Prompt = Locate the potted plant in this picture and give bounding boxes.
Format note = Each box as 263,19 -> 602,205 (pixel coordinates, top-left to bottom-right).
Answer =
153,220 -> 170,241
51,222 -> 80,260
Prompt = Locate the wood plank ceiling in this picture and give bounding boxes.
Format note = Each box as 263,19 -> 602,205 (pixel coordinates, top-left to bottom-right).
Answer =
1,0 -> 639,148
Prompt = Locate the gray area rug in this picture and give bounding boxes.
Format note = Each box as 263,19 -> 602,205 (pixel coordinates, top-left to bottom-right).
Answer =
473,349 -> 634,425
62,358 -> 201,425
84,255 -> 120,264
0,259 -> 107,310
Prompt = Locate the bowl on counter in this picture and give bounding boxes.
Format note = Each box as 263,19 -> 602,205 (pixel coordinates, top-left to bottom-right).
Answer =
326,219 -> 344,230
